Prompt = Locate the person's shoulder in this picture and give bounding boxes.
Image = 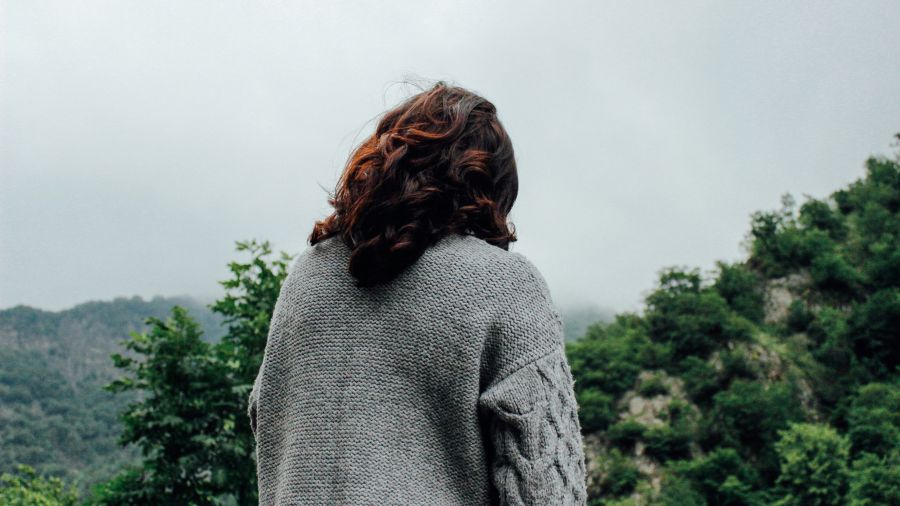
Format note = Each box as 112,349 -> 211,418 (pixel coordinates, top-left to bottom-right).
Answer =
432,234 -> 550,296
272,237 -> 344,299
505,250 -> 553,299
291,235 -> 348,270
305,234 -> 346,258
430,233 -> 529,272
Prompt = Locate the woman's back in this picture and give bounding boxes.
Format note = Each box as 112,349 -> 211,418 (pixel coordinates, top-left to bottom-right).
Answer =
249,232 -> 587,505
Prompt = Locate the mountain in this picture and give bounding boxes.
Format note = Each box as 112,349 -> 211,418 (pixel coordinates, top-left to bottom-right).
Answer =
0,296 -> 226,494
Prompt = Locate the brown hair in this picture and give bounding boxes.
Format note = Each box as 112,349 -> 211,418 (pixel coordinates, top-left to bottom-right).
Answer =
309,81 -> 519,287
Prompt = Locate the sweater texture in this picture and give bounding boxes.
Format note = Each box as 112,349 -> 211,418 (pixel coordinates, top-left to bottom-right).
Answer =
248,232 -> 588,505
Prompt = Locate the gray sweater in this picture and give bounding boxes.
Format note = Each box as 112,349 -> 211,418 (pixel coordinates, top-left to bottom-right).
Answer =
248,233 -> 588,505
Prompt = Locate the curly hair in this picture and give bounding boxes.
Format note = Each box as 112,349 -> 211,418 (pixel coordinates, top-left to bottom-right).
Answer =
309,81 -> 519,287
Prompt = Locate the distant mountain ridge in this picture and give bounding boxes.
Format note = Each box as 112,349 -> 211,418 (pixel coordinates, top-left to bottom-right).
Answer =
0,295 -> 226,493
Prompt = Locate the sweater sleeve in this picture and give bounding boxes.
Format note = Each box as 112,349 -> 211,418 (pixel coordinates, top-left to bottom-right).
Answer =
247,270 -> 292,441
477,252 -> 588,505
478,345 -> 588,505
248,315 -> 275,441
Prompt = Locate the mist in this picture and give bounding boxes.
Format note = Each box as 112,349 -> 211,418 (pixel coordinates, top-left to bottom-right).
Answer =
2,0 -> 899,314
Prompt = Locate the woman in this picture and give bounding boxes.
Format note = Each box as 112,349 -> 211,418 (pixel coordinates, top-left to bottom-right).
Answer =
248,81 -> 588,505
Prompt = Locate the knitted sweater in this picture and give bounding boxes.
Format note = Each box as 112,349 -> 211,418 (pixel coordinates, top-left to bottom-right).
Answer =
248,232 -> 588,505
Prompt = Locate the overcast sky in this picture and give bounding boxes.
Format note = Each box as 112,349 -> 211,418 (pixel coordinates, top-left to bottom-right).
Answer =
1,0 -> 899,314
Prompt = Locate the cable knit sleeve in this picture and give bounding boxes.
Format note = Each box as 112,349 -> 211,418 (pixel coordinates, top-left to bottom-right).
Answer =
477,252 -> 588,505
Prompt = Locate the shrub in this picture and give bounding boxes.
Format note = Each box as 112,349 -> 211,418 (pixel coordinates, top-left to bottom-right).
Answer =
600,449 -> 643,497
576,388 -> 617,433
847,450 -> 900,506
567,318 -> 648,398
645,268 -> 752,360
719,349 -> 757,383
0,464 -> 78,506
714,261 -> 766,323
656,473 -> 704,506
845,288 -> 900,379
798,198 -> 847,241
810,251 -> 862,298
673,447 -> 763,506
666,400 -> 693,425
643,424 -> 692,462
773,423 -> 850,506
607,419 -> 646,451
703,380 -> 804,480
786,299 -> 814,333
847,382 -> 900,456
807,307 -> 851,374
679,356 -> 720,404
637,373 -> 669,397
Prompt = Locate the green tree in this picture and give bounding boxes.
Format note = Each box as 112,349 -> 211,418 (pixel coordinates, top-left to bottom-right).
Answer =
566,315 -> 650,431
656,473 -> 705,506
645,267 -> 753,360
847,450 -> 900,506
607,419 -> 646,451
846,382 -> 900,456
672,447 -> 763,506
0,464 -> 78,506
96,306 -> 235,505
746,193 -> 807,278
208,239 -> 294,504
599,449 -> 642,498
678,356 -> 720,405
713,261 -> 766,324
798,198 -> 847,242
845,289 -> 900,380
93,239 -> 293,505
703,380 -> 803,480
773,423 -> 850,506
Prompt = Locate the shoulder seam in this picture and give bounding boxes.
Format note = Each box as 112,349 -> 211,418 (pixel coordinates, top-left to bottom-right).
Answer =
488,340 -> 566,389
509,252 -> 556,308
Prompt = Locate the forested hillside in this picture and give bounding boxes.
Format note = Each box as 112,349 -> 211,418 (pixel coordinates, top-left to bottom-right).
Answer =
2,141 -> 898,504
568,140 -> 900,505
0,296 -> 225,495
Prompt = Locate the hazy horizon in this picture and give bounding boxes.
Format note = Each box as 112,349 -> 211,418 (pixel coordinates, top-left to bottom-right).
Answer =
2,1 -> 899,313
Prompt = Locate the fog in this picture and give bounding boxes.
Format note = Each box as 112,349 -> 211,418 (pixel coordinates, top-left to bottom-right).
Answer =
2,0 -> 899,313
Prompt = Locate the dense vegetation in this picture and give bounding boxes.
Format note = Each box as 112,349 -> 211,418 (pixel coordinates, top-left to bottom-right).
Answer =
1,138 -> 898,504
0,296 -> 225,496
568,138 -> 900,505
89,240 -> 292,505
